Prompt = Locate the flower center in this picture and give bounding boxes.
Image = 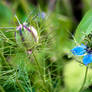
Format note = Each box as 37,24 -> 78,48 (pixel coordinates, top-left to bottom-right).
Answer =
86,47 -> 92,54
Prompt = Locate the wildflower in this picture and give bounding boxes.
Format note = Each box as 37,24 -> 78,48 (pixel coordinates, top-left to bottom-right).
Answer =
71,44 -> 92,65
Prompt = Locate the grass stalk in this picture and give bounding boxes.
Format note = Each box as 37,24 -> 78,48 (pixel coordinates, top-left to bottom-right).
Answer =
32,52 -> 49,92
0,85 -> 5,92
0,51 -> 10,67
16,80 -> 25,92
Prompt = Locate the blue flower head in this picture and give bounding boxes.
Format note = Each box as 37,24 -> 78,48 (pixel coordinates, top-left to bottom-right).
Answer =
71,44 -> 86,55
71,44 -> 92,65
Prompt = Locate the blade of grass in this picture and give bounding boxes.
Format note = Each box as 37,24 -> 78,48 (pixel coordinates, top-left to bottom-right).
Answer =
32,52 -> 49,92
16,80 -> 25,92
0,85 -> 5,92
0,51 -> 10,67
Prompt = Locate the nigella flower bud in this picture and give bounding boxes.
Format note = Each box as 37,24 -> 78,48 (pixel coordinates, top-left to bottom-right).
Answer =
15,23 -> 39,49
16,24 -> 22,30
23,23 -> 39,43
30,26 -> 39,43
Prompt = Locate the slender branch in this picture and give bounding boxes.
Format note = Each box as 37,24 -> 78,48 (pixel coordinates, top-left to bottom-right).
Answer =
0,51 -> 8,66
15,15 -> 21,25
0,27 -> 16,29
75,59 -> 84,65
16,80 -> 25,92
79,65 -> 88,92
0,85 -> 5,92
24,8 -> 36,22
75,59 -> 92,69
32,52 -> 49,92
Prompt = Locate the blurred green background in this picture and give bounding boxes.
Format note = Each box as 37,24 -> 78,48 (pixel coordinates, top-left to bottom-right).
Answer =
0,0 -> 92,92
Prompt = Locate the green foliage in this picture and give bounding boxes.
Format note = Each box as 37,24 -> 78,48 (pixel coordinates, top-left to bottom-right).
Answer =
75,9 -> 92,44
82,0 -> 92,13
0,3 -> 12,26
64,61 -> 92,92
0,0 -> 92,92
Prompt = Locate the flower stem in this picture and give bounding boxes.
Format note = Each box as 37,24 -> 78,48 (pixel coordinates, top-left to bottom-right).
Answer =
16,80 -> 25,92
0,51 -> 9,67
0,85 -> 5,92
79,65 -> 88,92
32,52 -> 49,92
0,27 -> 16,29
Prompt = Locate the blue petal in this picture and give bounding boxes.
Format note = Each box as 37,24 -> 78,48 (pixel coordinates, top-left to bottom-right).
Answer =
71,44 -> 87,55
83,54 -> 92,65
81,44 -> 87,48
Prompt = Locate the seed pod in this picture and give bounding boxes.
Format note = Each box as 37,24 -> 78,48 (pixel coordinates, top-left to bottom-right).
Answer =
15,23 -> 39,49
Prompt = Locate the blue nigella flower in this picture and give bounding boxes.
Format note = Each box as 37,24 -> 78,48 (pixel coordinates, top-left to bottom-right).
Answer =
71,44 -> 92,65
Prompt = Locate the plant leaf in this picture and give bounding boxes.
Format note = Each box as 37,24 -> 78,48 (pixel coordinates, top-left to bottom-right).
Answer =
75,9 -> 92,43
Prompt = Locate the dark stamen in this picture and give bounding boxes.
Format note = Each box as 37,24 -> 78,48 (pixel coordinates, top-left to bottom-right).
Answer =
86,47 -> 92,54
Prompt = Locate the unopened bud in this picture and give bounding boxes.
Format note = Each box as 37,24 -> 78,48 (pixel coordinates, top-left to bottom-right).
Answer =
15,24 -> 39,49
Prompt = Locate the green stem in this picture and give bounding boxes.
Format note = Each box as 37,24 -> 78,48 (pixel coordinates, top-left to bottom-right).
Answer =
0,51 -> 9,67
79,66 -> 88,92
16,80 -> 25,92
32,52 -> 49,92
0,85 -> 5,92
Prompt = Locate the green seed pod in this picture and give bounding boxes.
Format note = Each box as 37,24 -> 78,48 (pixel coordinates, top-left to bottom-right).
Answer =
15,23 -> 39,49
